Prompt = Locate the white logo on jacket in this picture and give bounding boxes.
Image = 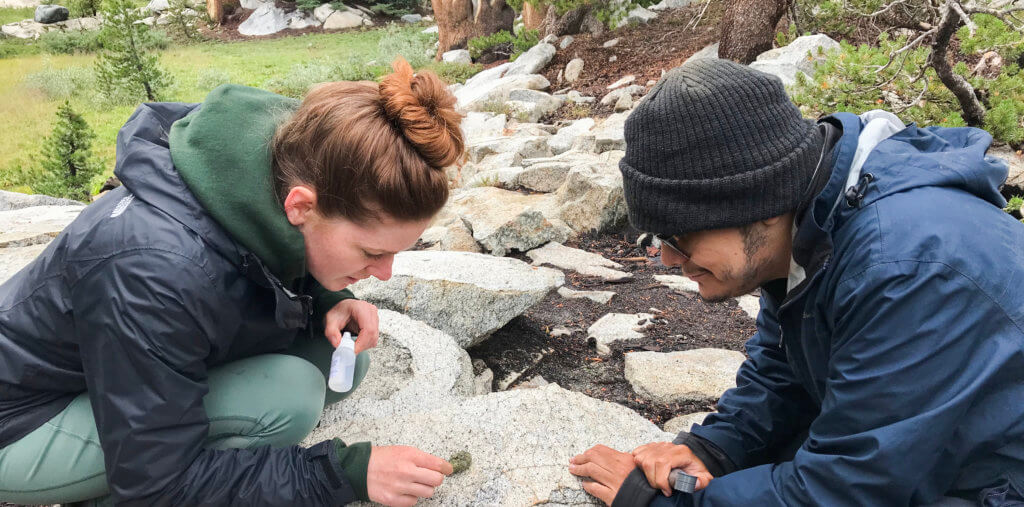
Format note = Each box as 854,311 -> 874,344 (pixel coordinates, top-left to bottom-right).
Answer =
110,194 -> 134,218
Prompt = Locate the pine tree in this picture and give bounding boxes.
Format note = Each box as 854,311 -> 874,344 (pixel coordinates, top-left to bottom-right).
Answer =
94,0 -> 171,102
35,102 -> 103,202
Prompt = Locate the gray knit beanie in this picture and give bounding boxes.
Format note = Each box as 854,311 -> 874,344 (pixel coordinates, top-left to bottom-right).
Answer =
619,58 -> 823,234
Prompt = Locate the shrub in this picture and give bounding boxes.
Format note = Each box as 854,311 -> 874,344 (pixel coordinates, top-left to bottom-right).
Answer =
34,102 -> 104,202
467,29 -> 538,60
67,0 -> 102,17
421,61 -> 483,84
195,68 -> 233,91
163,0 -> 205,41
94,0 -> 172,102
376,23 -> 435,68
366,0 -> 418,17
0,37 -> 41,59
40,29 -> 103,54
263,57 -> 386,98
23,64 -> 96,99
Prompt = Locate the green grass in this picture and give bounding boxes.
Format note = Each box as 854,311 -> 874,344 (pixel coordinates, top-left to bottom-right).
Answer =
0,25 -> 478,194
0,6 -> 33,25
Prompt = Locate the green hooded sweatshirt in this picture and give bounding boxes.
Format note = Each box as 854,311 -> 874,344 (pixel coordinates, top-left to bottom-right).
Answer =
168,84 -> 370,500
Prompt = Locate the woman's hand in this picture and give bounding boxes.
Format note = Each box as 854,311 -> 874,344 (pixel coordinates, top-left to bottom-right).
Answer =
324,299 -> 379,354
367,445 -> 453,507
631,442 -> 714,497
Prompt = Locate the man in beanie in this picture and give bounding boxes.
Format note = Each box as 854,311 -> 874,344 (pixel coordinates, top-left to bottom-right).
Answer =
568,58 -> 1024,506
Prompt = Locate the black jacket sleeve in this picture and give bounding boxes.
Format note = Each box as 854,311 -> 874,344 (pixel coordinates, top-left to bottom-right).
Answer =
610,433 -> 737,507
72,251 -> 357,506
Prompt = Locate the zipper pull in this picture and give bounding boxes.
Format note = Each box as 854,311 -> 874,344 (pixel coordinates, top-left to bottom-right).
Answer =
845,173 -> 874,208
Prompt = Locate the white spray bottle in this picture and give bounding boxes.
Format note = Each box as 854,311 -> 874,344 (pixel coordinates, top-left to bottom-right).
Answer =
328,332 -> 356,393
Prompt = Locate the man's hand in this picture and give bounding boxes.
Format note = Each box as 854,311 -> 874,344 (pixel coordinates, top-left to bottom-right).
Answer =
367,445 -> 453,507
324,299 -> 379,354
631,442 -> 714,497
568,444 -> 636,505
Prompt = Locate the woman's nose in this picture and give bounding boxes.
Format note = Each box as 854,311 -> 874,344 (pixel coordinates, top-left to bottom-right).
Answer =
369,255 -> 394,281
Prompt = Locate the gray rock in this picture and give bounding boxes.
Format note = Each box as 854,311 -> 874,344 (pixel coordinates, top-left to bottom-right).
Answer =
654,274 -> 699,294
455,73 -> 551,112
307,385 -> 673,506
548,118 -> 595,155
313,3 -> 335,22
513,162 -> 571,192
602,38 -> 618,48
541,33 -> 557,44
473,367 -> 494,395
0,205 -> 85,249
663,412 -> 713,434
600,85 -> 644,106
349,251 -> 564,347
564,58 -> 584,83
609,55 -> 617,63
750,34 -> 840,86
442,48 -> 472,64
0,190 -> 84,211
505,89 -> 564,123
649,0 -> 691,10
736,294 -> 760,319
504,42 -> 556,76
145,0 -> 169,12
467,134 -> 552,163
421,219 -> 483,253
528,241 -> 632,282
288,11 -> 321,29
559,35 -> 573,49
993,145 -> 1024,188
566,90 -> 596,104
551,159 -> 627,233
34,4 -> 67,23
318,310 -> 475,423
684,42 -> 719,64
614,92 -> 633,111
588,312 -> 655,355
622,6 -> 656,25
2,19 -> 48,38
606,75 -> 635,90
459,112 -> 506,145
62,15 -> 101,30
625,348 -> 745,404
557,287 -> 615,304
593,111 -> 629,152
421,24 -> 438,33
238,3 -> 289,35
453,187 -> 571,257
400,13 -> 422,23
322,8 -> 371,30
0,243 -> 49,286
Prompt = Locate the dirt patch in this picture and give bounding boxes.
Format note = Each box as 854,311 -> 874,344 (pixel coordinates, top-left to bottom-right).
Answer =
537,2 -> 724,121
467,227 -> 756,427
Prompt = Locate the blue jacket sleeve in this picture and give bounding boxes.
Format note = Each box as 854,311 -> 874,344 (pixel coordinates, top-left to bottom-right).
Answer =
72,251 -> 356,506
688,260 -> 1014,506
686,291 -> 817,469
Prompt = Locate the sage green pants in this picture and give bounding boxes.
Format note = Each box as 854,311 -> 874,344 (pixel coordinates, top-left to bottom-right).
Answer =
0,334 -> 370,505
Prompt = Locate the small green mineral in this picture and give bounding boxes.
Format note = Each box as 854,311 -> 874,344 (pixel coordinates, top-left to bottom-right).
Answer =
449,451 -> 472,474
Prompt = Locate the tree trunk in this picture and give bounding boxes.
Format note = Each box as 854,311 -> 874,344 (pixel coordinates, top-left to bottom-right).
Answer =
521,1 -> 546,31
719,0 -> 789,64
207,0 -> 222,25
537,3 -> 600,38
433,0 -> 516,57
930,4 -> 986,126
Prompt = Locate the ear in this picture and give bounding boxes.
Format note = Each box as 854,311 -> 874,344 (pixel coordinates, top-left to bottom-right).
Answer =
283,186 -> 318,226
760,213 -> 790,228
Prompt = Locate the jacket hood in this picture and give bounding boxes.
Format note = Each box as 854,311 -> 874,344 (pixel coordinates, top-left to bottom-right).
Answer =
813,111 -> 1008,231
167,85 -> 306,284
112,100 -> 242,259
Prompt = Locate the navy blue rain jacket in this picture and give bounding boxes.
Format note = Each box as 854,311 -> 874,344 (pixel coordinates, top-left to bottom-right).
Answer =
687,112 -> 1024,505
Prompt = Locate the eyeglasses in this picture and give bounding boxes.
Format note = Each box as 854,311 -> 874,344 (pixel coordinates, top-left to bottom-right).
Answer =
655,233 -> 690,261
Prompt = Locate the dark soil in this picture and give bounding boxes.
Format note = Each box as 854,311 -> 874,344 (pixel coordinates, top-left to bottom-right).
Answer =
538,2 -> 724,122
467,228 -> 756,426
